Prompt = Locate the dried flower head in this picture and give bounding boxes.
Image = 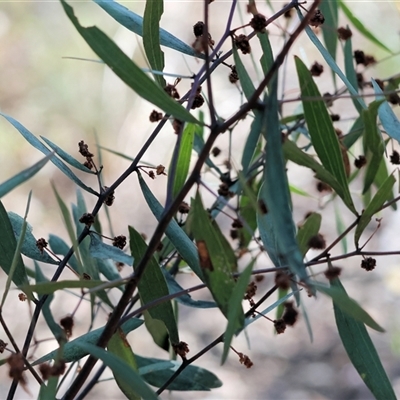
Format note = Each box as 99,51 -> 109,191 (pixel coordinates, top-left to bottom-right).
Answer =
244,281 -> 257,300
316,181 -> 332,192
149,110 -> 163,122
232,218 -> 243,229
78,140 -> 93,158
323,92 -> 334,107
36,238 -> 48,254
274,318 -> 287,334
234,34 -> 251,55
308,233 -> 326,250
238,352 -> 253,368
7,353 -> 26,386
337,27 -> 352,40
310,61 -> 324,77
103,186 -> 115,206
164,84 -> 180,99
229,66 -> 239,83
211,146 -> 221,157
354,155 -> 367,169
331,114 -> 340,121
390,151 -> 400,165
18,293 -> 27,302
282,302 -> 298,326
309,9 -> 325,27
324,266 -> 342,281
361,257 -> 376,271
156,165 -> 166,175
60,315 -> 74,338
250,13 -> 268,32
79,213 -> 94,227
275,270 -> 291,290
178,202 -> 190,214
193,21 -> 205,37
173,341 -> 190,358
173,119 -> 183,134
112,235 -> 127,249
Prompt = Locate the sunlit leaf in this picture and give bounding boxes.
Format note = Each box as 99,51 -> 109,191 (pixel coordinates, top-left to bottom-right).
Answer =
61,0 -> 198,124
332,278 -> 396,399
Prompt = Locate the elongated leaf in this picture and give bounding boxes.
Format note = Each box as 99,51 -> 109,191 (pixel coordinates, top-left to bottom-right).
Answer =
108,328 -> 140,400
8,212 -> 58,265
136,355 -> 222,391
0,201 -> 29,288
297,11 -> 366,110
38,377 -> 59,400
222,261 -> 253,364
0,153 -> 53,198
138,174 -> 203,279
296,212 -> 322,257
40,136 -> 95,174
129,225 -> 179,344
170,123 -> 195,198
48,234 -> 79,272
332,278 -> 396,399
339,1 -> 393,54
143,0 -> 165,87
355,173 -> 395,246
319,0 -> 339,62
371,78 -> 400,143
75,342 -> 158,400
188,192 -> 242,324
262,75 -> 308,282
23,279 -> 108,295
32,318 -> 144,365
342,116 -> 364,150
89,232 -> 133,266
232,45 -> 256,101
258,32 -> 274,75
313,281 -> 385,332
0,113 -> 98,195
93,0 -> 202,58
162,269 -> 216,309
374,155 -> 396,211
295,56 -> 354,213
61,0 -> 198,124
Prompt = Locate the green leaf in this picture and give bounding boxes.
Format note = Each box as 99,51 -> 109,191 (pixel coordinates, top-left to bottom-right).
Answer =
0,201 -> 29,288
232,45 -> 256,101
261,75 -> 308,282
38,378 -> 59,400
374,155 -> 396,211
89,232 -> 133,266
0,113 -> 98,195
372,78 -> 400,144
61,0 -> 198,124
75,342 -> 158,400
136,355 -> 222,391
339,1 -> 393,54
108,328 -> 140,400
129,225 -> 179,344
170,123 -> 195,198
0,153 -> 53,198
143,0 -> 165,88
8,212 -> 58,265
313,281 -> 385,332
93,0 -> 202,58
221,261 -> 253,364
23,279 -> 108,295
32,318 -> 144,365
296,212 -> 322,257
40,136 -> 95,174
258,32 -> 274,75
162,269 -> 216,309
295,56 -> 354,213
342,116 -> 364,150
188,191 -> 242,324
332,278 -> 396,399
138,174 -> 203,279
319,0 -> 339,62
355,173 -> 395,246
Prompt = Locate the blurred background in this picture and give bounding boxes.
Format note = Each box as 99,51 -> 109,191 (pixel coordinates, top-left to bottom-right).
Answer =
1,1 -> 400,399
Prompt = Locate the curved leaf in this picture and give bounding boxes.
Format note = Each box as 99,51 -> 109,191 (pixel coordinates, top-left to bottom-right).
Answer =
61,0 -> 198,124
332,278 -> 395,399
0,153 -> 53,198
93,0 -> 202,58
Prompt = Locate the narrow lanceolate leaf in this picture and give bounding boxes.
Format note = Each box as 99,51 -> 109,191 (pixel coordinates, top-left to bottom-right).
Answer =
108,329 -> 140,400
89,232 -> 134,266
371,78 -> 400,144
129,225 -> 179,345
261,75 -> 308,283
232,45 -> 256,101
331,278 -> 396,399
136,355 -> 222,391
313,281 -> 385,332
61,0 -> 198,124
8,212 -> 58,265
258,32 -> 274,75
355,173 -> 395,246
32,318 -> 144,365
339,1 -> 393,54
0,201 -> 29,288
93,0 -> 202,58
221,261 -> 253,365
296,212 -> 322,257
319,0 -> 338,70
0,153 -> 53,198
143,0 -> 165,88
170,123 -> 195,198
40,136 -> 95,174
75,342 -> 158,400
0,113 -> 98,195
188,192 -> 243,327
297,10 -> 366,110
295,57 -> 355,214
138,174 -> 203,279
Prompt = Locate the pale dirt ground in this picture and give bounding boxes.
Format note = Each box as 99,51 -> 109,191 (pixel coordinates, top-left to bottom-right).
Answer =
0,1 -> 400,399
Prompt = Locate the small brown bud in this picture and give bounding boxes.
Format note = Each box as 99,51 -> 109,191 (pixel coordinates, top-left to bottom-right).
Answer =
337,26 -> 352,40
390,150 -> 400,165
275,270 -> 291,290
173,341 -> 190,358
308,233 -> 326,250
354,155 -> 367,169
36,238 -> 48,254
112,235 -> 126,249
309,9 -> 325,27
231,218 -> 243,229
191,93 -> 204,109
361,257 -> 376,271
282,302 -> 298,326
234,34 -> 251,55
156,165 -> 166,175
274,318 -> 287,334
324,266 -> 342,281
331,114 -> 340,122
211,147 -> 221,157
193,21 -> 204,37
103,186 -> 115,206
78,140 -> 93,158
173,119 -> 183,134
149,110 -> 163,122
229,66 -> 239,83
164,84 -> 180,99
322,92 -> 334,107
60,315 -> 74,338
18,293 -> 27,302
238,352 -> 253,368
250,13 -> 267,32
316,181 -> 332,192
178,202 -> 190,214
244,281 -> 257,300
310,61 -> 324,77
79,213 -> 94,227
